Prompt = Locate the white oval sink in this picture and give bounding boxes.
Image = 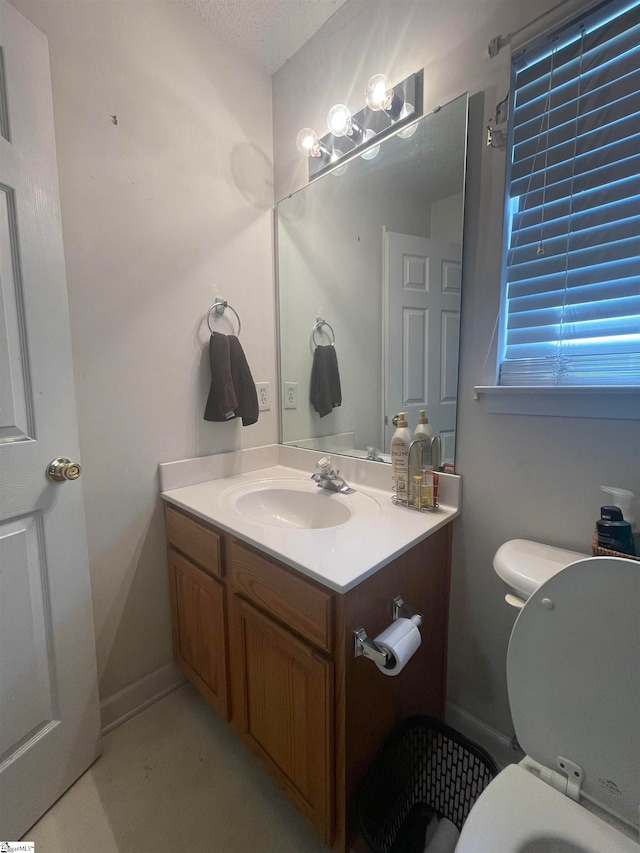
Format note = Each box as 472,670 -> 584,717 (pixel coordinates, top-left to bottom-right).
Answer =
236,488 -> 351,529
222,478 -> 380,530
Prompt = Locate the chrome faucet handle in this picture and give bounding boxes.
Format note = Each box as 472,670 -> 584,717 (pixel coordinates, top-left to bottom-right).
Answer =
316,456 -> 334,475
312,456 -> 355,494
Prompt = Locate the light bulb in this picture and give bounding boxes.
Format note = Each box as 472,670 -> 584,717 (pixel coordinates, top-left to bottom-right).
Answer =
365,73 -> 405,120
327,104 -> 354,137
360,129 -> 380,160
330,148 -> 348,176
296,127 -> 321,157
397,103 -> 418,138
365,73 -> 394,111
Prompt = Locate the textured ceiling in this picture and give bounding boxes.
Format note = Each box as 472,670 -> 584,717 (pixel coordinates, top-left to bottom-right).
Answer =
182,0 -> 349,74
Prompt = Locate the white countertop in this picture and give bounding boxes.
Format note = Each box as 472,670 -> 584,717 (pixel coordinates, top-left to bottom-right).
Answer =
160,446 -> 461,594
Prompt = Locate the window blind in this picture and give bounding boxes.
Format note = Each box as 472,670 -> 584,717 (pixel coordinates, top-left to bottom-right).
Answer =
498,0 -> 640,386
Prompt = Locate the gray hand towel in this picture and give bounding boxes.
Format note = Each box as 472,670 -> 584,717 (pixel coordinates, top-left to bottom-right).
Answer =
228,335 -> 259,426
204,332 -> 237,421
310,344 -> 342,417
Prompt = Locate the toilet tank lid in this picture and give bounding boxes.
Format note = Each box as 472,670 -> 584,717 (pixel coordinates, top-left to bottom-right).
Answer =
494,539 -> 588,599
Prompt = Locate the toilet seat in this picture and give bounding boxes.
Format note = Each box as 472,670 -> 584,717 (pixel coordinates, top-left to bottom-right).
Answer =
456,764 -> 639,852
507,556 -> 639,828
456,556 -> 640,851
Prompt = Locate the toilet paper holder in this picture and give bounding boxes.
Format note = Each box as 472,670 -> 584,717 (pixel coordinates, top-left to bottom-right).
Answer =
354,596 -> 423,663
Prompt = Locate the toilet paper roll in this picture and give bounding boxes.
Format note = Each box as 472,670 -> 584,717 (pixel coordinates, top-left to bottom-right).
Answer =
373,615 -> 422,676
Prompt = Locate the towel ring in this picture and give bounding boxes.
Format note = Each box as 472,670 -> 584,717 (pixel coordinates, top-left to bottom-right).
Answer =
207,298 -> 241,336
312,317 -> 335,348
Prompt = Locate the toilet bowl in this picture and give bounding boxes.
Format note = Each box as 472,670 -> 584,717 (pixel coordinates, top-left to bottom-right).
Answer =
456,546 -> 639,852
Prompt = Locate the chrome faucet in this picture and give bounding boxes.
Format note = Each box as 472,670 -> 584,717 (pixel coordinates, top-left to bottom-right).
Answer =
365,446 -> 384,461
311,456 -> 355,494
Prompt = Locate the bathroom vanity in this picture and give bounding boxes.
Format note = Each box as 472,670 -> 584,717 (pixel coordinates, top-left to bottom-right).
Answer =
160,447 -> 460,852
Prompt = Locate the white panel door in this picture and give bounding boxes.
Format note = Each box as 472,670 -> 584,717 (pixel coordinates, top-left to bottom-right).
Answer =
0,0 -> 101,839
383,231 -> 461,453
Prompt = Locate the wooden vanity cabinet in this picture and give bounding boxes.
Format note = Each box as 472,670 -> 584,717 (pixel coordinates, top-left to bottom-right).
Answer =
230,595 -> 334,841
164,502 -> 451,853
165,505 -> 229,721
227,539 -> 335,842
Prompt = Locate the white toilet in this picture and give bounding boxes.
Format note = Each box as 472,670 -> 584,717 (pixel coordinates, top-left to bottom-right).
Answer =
456,541 -> 640,852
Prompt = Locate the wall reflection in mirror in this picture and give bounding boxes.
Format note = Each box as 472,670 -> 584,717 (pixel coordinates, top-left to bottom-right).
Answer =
277,93 -> 468,466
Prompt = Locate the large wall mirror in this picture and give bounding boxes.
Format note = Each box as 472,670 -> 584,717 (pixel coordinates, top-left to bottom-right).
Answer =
277,92 -> 468,466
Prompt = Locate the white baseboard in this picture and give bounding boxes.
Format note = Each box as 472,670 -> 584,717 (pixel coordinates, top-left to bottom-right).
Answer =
100,661 -> 185,735
445,701 -> 522,769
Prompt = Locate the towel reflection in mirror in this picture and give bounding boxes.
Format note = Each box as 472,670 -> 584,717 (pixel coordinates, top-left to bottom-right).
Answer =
310,345 -> 342,417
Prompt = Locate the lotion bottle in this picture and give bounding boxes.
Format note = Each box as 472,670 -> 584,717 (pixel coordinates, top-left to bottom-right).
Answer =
390,412 -> 412,501
414,410 -> 435,442
413,409 -> 437,469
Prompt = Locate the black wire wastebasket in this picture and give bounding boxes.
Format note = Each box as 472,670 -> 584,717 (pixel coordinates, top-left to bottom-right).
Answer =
356,715 -> 499,853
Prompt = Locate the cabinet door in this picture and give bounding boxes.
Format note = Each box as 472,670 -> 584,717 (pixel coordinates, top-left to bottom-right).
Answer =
169,549 -> 229,720
231,596 -> 333,843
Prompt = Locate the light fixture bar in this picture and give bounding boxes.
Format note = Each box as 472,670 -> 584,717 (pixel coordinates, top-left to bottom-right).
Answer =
305,69 -> 423,181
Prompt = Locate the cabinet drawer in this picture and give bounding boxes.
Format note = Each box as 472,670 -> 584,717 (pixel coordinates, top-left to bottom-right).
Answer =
165,504 -> 223,578
229,541 -> 333,654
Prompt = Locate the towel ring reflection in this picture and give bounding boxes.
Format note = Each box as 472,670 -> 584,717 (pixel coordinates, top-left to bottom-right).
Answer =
312,317 -> 335,348
207,298 -> 241,336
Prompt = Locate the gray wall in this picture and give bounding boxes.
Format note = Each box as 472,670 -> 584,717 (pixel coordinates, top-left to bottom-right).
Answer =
10,0 -> 276,705
273,0 -> 640,735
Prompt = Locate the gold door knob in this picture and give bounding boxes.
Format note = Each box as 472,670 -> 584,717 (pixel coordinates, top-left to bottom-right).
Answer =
47,457 -> 82,482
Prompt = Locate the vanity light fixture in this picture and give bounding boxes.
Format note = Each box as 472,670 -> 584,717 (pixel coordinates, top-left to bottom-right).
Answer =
330,148 -> 348,176
360,142 -> 381,161
365,73 -> 419,139
327,103 -> 378,159
364,73 -> 404,118
327,104 -> 359,139
396,117 -> 419,139
326,104 -> 376,148
296,127 -> 329,159
296,69 -> 423,180
297,127 -> 348,174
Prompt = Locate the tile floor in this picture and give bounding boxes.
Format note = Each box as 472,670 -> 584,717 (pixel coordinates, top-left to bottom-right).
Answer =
25,683 -> 330,852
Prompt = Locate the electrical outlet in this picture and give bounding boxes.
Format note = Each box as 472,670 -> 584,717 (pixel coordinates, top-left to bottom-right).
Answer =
283,381 -> 297,409
256,382 -> 270,411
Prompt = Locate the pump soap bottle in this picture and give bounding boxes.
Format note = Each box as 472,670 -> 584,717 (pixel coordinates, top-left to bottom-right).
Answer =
414,410 -> 435,442
413,409 -> 441,470
600,486 -> 637,555
596,506 -> 635,556
390,412 -> 412,502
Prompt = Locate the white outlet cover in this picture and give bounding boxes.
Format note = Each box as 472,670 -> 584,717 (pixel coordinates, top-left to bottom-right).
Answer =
284,381 -> 297,409
256,382 -> 270,412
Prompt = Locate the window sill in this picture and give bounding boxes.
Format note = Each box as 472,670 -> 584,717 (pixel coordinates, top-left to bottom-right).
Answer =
473,385 -> 640,420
